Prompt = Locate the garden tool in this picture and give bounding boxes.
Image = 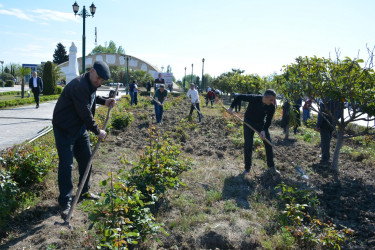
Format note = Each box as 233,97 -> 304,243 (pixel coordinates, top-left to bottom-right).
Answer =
222,106 -> 309,179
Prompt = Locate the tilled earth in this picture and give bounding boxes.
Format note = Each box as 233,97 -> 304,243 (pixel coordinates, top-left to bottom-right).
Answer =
2,97 -> 375,249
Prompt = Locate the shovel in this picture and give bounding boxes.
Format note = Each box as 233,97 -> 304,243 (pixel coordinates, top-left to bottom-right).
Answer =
55,84 -> 119,229
222,106 -> 308,179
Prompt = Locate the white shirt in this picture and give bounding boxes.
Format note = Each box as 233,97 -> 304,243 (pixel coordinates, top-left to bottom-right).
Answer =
33,77 -> 37,88
187,89 -> 200,103
134,84 -> 138,93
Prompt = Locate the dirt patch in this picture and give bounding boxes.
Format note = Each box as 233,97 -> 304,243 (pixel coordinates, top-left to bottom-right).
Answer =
2,97 -> 375,249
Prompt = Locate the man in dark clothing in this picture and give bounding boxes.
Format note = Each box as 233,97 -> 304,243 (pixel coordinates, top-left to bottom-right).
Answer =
315,100 -> 340,165
227,89 -> 279,175
146,81 -> 152,92
52,61 -> 116,219
129,80 -> 138,105
292,98 -> 302,134
28,71 -> 43,108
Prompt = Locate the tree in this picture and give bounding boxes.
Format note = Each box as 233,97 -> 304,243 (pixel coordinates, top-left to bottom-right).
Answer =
53,43 -> 69,64
15,66 -> 31,98
42,61 -> 56,95
89,41 -> 125,55
211,70 -> 262,94
281,54 -> 375,171
182,74 -> 198,85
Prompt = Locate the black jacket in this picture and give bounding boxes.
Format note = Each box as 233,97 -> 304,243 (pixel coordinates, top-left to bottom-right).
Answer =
231,94 -> 275,131
28,76 -> 43,92
52,73 -> 106,136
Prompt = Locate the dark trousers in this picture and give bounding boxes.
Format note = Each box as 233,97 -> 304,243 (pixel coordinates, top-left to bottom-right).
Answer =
243,124 -> 274,170
320,127 -> 332,163
235,101 -> 242,112
154,103 -> 164,123
130,91 -> 137,105
32,88 -> 40,106
54,125 -> 92,206
206,98 -> 214,107
133,92 -> 138,105
189,103 -> 201,122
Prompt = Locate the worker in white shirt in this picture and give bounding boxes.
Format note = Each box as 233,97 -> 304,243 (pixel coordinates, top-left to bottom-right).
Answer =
187,83 -> 202,123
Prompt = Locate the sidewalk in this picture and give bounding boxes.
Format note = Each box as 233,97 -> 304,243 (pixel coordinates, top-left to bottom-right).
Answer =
0,88 -> 127,151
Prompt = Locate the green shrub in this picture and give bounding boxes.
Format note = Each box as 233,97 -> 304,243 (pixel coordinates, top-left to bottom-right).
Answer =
0,91 -> 20,96
140,91 -> 152,96
55,85 -> 63,94
5,80 -> 14,87
0,169 -> 20,228
111,112 -> 133,130
43,61 -> 56,95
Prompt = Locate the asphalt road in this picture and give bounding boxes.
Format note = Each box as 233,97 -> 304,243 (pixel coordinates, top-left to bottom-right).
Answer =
0,87 -> 125,151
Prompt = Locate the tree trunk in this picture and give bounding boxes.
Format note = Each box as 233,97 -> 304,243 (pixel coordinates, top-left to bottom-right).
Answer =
21,78 -> 25,98
331,129 -> 344,171
284,124 -> 289,140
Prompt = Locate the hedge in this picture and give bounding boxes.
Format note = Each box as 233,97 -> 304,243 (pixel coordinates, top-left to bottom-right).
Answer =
0,91 -> 21,96
0,95 -> 60,109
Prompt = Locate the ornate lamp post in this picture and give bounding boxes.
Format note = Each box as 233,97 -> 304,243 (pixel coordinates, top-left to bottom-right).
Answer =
183,66 -> 186,91
201,58 -> 205,93
72,1 -> 96,74
0,61 -> 4,88
123,55 -> 132,94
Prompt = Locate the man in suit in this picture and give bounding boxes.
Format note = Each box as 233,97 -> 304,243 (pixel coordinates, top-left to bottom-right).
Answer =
29,71 -> 43,108
154,73 -> 164,89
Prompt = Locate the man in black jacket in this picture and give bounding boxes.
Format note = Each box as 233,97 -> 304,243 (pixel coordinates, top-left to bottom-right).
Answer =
28,71 -> 43,108
227,89 -> 279,175
52,61 -> 116,219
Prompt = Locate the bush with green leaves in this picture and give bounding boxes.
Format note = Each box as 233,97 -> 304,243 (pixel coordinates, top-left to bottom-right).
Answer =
88,128 -> 191,249
42,61 -> 57,95
5,80 -> 14,87
276,183 -> 353,249
111,112 -> 134,130
0,94 -> 60,109
0,169 -> 20,228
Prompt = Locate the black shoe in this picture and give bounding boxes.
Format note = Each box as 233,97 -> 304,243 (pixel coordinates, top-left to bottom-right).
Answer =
268,166 -> 281,176
243,169 -> 250,175
36,105 -> 39,109
80,192 -> 100,201
60,202 -> 73,220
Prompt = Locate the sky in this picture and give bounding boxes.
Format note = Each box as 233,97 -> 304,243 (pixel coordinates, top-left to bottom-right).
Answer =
1,0 -> 375,80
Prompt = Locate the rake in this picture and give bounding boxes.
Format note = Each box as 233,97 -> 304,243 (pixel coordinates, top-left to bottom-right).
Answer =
55,84 -> 119,229
222,106 -> 308,179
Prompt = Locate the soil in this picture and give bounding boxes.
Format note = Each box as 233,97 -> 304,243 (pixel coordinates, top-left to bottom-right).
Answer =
1,96 -> 374,249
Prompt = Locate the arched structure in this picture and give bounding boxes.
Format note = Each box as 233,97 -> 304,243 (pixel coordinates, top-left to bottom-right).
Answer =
58,53 -> 160,79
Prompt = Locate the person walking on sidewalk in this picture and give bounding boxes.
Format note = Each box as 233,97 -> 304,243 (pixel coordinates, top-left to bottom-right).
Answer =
28,71 -> 43,108
227,89 -> 279,175
52,61 -> 116,219
187,83 -> 202,123
153,84 -> 168,124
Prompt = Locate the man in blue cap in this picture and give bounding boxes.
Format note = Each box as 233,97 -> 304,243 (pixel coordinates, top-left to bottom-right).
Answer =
52,61 -> 116,219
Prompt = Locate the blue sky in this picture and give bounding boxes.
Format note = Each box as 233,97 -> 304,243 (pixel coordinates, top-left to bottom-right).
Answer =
0,0 -> 374,80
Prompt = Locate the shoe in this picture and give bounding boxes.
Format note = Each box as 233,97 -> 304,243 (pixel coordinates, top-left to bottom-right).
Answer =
268,166 -> 281,176
36,105 -> 39,109
80,192 -> 100,201
242,169 -> 250,175
60,202 -> 73,220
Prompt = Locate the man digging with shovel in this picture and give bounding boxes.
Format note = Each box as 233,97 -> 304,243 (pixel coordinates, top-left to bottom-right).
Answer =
187,83 -> 202,123
52,61 -> 116,220
227,89 -> 280,176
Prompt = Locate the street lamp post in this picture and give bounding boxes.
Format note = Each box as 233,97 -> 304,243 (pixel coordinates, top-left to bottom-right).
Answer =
0,61 -> 4,88
72,2 -> 96,74
183,67 -> 186,91
191,64 -> 194,87
124,55 -> 132,95
201,58 -> 205,93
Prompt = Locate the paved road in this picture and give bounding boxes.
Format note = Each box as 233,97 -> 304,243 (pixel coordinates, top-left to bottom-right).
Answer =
0,88 -> 126,151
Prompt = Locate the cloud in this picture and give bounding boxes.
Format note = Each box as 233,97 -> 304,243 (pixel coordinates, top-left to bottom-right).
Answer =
0,8 -> 34,21
32,9 -> 79,23
0,4 -> 3,8
0,6 -> 78,23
